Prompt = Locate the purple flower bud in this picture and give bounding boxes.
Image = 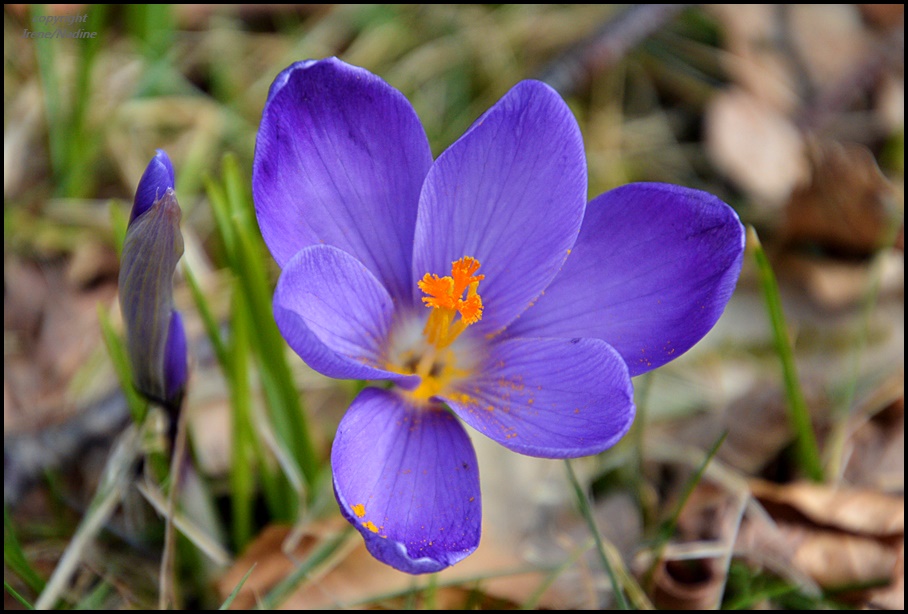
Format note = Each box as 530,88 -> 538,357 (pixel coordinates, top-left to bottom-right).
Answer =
131,149 -> 175,223
163,309 -> 187,404
119,150 -> 186,408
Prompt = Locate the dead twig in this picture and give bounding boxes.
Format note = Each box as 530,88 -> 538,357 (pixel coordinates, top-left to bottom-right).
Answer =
537,4 -> 690,96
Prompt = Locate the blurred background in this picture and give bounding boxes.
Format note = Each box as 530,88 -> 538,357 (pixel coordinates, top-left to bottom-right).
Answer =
4,4 -> 904,610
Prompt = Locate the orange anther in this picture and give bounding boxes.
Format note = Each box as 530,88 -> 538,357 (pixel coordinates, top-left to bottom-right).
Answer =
418,274 -> 457,310
418,257 -> 485,348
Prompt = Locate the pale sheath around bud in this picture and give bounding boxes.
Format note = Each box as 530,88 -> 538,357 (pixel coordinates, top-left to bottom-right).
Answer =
118,150 -> 187,409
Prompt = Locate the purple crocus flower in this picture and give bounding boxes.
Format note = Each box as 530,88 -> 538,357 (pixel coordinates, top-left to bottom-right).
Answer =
253,58 -> 744,574
119,149 -> 187,411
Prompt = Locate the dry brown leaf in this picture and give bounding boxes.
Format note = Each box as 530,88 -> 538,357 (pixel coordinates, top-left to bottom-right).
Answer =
859,4 -> 906,31
770,248 -> 904,311
650,557 -> 725,610
638,482 -> 745,609
4,258 -> 117,434
739,515 -> 900,592
65,240 -> 119,289
876,73 -> 905,134
186,395 -> 233,477
706,5 -> 800,112
779,138 -> 898,258
735,514 -> 899,600
704,88 -> 809,206
866,538 -> 904,609
788,5 -> 871,89
844,394 -> 905,491
218,519 -> 573,610
790,527 -> 899,589
749,479 -> 903,537
718,382 -> 801,475
734,478 -> 904,600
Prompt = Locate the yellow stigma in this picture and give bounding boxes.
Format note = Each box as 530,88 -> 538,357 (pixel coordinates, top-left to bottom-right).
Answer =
418,256 -> 484,349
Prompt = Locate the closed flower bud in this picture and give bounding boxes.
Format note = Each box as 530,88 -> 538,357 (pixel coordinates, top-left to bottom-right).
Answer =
118,150 -> 187,409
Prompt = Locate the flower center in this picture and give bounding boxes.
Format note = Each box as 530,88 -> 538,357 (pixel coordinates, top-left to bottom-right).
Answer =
386,257 -> 485,404
418,256 -> 484,349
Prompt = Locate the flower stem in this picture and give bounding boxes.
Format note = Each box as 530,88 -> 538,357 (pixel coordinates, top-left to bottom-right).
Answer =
564,459 -> 629,609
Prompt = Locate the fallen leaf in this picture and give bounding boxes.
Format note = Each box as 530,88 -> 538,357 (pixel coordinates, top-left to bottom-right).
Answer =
718,382 -> 805,475
790,527 -> 899,590
779,138 -> 898,258
636,476 -> 747,609
4,257 -> 117,434
771,248 -> 904,310
704,88 -> 809,206
738,478 -> 904,599
857,4 -> 906,32
844,393 -> 905,491
651,557 -> 725,610
749,479 -> 903,537
65,240 -> 119,289
705,5 -> 800,112
217,518 -> 576,610
788,4 -> 870,89
866,538 -> 904,609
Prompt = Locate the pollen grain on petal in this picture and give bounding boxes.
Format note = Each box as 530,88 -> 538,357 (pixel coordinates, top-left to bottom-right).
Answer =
352,503 -> 366,518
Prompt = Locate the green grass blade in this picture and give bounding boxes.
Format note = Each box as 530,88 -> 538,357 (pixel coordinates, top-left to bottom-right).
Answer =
108,201 -> 129,259
4,581 -> 34,610
224,273 -> 287,528
29,5 -> 107,197
643,430 -> 727,589
183,263 -> 228,369
204,174 -> 236,265
261,527 -> 353,609
97,306 -> 149,424
4,506 -> 46,594
204,157 -> 312,522
35,427 -> 142,609
564,459 -> 629,609
222,154 -> 252,227
126,4 -> 174,61
521,537 -> 593,610
221,155 -> 319,488
62,4 -> 107,198
232,221 -> 318,497
75,579 -> 111,610
219,564 -> 256,610
749,227 -> 824,482
227,281 -> 257,548
31,5 -> 65,193
422,573 -> 438,610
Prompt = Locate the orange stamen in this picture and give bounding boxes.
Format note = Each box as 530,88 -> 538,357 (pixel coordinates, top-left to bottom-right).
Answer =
417,257 -> 485,348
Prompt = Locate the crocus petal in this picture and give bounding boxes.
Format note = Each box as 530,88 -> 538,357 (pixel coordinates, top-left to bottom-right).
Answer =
332,388 -> 481,574
274,245 -> 417,386
131,150 -> 174,223
443,337 -> 635,458
163,309 -> 187,404
253,57 -> 433,303
119,188 -> 183,404
412,80 -> 587,335
505,183 -> 745,376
